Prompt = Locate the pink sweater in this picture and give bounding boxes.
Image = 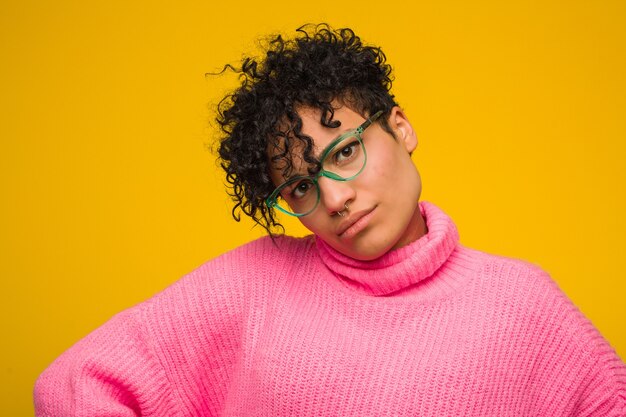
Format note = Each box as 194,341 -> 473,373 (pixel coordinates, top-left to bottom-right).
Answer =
35,202 -> 626,416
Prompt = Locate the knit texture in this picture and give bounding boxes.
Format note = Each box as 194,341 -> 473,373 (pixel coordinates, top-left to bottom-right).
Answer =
34,202 -> 626,416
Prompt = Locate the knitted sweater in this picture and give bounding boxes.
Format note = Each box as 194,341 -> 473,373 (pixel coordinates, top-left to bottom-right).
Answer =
34,202 -> 626,416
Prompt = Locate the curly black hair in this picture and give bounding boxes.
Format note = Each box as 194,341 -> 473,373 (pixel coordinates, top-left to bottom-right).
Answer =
215,23 -> 398,233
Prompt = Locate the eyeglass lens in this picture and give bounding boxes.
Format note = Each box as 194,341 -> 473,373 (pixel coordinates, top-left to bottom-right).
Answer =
277,133 -> 366,215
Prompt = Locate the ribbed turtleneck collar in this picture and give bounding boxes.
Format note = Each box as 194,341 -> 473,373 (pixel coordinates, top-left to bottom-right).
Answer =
315,201 -> 460,296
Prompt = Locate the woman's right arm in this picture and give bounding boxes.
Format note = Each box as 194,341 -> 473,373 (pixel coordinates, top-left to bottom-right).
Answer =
34,306 -> 181,416
34,243 -> 254,417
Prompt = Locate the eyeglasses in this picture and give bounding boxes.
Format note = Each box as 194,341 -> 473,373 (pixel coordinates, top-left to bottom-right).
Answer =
266,110 -> 384,217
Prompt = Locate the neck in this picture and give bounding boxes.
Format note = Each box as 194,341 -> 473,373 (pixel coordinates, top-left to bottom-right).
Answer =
315,201 -> 461,296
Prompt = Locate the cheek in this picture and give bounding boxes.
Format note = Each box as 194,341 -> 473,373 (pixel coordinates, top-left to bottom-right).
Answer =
366,146 -> 406,186
367,149 -> 422,205
298,212 -> 329,236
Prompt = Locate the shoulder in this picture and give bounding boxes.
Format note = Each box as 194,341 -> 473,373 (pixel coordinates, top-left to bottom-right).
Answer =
145,234 -> 316,306
215,234 -> 315,262
463,246 -> 625,401
192,234 -> 315,279
461,248 -> 626,368
456,246 -> 596,348
458,245 -> 558,298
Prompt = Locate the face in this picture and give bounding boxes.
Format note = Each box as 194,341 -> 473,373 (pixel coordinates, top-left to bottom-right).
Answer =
268,104 -> 424,261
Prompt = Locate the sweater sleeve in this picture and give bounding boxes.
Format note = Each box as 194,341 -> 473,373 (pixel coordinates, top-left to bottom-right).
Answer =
34,307 -> 179,416
530,269 -> 626,416
33,237 -> 263,416
566,313 -> 626,416
574,349 -> 626,416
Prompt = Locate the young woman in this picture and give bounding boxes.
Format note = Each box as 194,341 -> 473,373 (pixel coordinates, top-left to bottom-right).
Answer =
35,24 -> 626,416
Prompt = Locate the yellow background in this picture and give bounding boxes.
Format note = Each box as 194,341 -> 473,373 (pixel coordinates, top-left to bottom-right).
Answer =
2,1 -> 625,414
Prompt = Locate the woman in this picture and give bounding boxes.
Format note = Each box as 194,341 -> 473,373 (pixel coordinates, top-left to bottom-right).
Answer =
35,24 -> 626,416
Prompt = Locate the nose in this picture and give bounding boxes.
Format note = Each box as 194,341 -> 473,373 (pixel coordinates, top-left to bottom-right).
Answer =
317,176 -> 356,215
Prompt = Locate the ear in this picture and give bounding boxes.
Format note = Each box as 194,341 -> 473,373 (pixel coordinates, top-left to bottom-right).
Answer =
388,106 -> 417,153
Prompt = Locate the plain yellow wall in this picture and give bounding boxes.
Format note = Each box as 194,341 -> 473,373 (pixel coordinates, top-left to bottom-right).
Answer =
2,1 -> 625,415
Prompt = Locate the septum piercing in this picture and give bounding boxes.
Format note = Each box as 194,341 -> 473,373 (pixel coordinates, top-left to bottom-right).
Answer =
336,203 -> 350,217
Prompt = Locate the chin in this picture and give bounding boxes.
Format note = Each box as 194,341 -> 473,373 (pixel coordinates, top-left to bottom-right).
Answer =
337,236 -> 397,261
348,250 -> 386,262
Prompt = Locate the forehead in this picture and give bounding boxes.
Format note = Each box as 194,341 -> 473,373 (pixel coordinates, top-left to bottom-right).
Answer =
267,105 -> 367,183
299,105 -> 365,148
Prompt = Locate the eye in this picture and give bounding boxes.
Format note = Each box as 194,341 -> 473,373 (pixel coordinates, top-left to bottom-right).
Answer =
332,140 -> 360,164
290,179 -> 315,200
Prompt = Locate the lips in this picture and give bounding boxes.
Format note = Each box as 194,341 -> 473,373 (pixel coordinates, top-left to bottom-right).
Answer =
337,207 -> 376,238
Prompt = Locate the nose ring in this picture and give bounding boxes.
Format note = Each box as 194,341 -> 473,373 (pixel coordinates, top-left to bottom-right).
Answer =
336,203 -> 350,217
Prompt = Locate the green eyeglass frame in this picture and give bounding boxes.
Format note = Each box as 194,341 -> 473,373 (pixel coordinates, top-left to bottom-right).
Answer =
266,110 -> 384,217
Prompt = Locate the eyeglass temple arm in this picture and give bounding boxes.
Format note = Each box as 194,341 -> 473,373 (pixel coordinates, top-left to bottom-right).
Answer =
356,110 -> 384,134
